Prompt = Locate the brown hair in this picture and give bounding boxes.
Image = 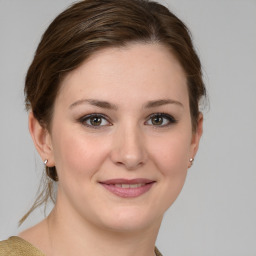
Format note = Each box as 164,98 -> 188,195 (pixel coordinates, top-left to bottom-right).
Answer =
21,0 -> 206,224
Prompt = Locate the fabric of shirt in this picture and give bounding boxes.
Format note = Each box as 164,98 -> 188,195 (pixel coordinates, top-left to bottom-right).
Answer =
0,236 -> 163,256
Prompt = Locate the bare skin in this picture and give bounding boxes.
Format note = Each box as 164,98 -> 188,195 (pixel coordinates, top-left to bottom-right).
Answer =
20,43 -> 203,256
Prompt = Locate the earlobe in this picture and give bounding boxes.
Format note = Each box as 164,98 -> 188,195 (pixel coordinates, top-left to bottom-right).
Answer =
28,112 -> 54,166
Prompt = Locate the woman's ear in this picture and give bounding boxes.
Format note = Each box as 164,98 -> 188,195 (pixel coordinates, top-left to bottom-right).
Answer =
190,113 -> 203,160
28,111 -> 55,167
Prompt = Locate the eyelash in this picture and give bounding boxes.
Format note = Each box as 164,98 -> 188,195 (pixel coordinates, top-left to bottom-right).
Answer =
79,114 -> 112,129
78,112 -> 177,129
145,113 -> 177,127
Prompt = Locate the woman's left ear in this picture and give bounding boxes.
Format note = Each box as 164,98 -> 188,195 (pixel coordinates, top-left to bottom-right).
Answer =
190,113 -> 203,159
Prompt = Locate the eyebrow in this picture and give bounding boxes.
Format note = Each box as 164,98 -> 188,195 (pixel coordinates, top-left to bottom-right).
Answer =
144,99 -> 184,108
69,98 -> 183,110
69,99 -> 118,110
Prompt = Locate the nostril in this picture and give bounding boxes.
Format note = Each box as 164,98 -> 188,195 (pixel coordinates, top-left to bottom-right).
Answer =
110,133 -> 147,169
116,160 -> 144,170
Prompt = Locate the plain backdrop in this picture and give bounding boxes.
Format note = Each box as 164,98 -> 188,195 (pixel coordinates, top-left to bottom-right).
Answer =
0,0 -> 256,255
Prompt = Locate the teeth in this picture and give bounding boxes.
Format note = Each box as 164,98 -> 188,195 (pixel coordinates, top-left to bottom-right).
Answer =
114,183 -> 146,188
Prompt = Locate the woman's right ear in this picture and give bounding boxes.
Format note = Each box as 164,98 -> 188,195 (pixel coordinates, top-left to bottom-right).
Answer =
28,112 -> 55,166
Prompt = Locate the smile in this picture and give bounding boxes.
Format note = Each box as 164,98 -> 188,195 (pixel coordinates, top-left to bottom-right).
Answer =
99,179 -> 155,198
114,183 -> 145,188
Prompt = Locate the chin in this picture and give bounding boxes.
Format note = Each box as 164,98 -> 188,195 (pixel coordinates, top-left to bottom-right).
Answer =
96,206 -> 163,233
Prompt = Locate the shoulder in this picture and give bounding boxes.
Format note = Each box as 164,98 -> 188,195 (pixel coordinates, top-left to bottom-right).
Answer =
0,236 -> 45,256
0,237 -> 17,256
155,246 -> 163,256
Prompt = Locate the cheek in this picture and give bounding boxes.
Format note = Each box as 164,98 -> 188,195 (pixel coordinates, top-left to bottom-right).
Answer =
148,131 -> 192,176
51,127 -> 109,181
147,133 -> 191,211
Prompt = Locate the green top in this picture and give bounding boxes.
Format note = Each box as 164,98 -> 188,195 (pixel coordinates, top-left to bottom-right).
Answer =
0,236 -> 163,256
0,236 -> 45,256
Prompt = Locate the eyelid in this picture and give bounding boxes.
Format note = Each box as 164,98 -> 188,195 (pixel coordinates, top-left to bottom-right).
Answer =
78,113 -> 112,128
145,112 -> 177,127
77,112 -> 177,129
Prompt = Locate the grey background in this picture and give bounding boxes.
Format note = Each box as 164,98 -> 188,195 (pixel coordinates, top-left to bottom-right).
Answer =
0,0 -> 256,255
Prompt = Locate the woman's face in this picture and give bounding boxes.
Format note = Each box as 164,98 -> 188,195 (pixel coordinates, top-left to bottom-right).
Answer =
47,43 -> 202,232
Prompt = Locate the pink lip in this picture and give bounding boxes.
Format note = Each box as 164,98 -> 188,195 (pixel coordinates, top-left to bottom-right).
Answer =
99,179 -> 155,198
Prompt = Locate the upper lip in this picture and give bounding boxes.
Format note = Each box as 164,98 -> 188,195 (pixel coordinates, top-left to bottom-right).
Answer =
99,178 -> 155,185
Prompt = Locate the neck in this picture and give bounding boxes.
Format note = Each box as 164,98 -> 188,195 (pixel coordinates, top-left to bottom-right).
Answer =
45,203 -> 161,256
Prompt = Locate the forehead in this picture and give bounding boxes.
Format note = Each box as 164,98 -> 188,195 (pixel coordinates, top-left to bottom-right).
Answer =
57,43 -> 188,107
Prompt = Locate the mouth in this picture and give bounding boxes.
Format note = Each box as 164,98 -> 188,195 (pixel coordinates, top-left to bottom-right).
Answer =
113,183 -> 146,188
99,179 -> 155,198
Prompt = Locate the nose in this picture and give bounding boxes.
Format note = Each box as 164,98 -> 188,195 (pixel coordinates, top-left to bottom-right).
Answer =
110,124 -> 147,170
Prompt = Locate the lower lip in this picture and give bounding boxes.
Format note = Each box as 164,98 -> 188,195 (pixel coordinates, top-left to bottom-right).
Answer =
100,183 -> 155,198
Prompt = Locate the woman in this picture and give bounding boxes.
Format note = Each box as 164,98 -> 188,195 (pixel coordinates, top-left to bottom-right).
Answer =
0,0 -> 205,255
